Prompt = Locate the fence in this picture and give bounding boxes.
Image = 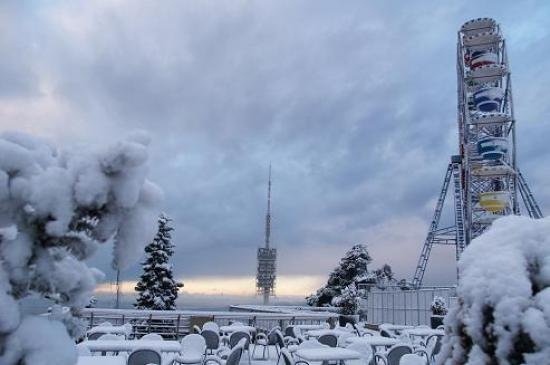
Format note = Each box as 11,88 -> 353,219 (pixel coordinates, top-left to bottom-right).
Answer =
364,286 -> 457,326
78,307 -> 337,339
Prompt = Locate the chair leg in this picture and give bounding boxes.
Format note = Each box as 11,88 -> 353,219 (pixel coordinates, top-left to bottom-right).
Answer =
252,345 -> 257,359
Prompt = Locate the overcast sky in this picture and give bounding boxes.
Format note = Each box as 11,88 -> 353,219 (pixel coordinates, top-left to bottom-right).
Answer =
1,1 -> 550,299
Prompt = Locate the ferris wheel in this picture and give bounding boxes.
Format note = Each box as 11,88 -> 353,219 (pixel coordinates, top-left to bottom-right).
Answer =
412,18 -> 543,288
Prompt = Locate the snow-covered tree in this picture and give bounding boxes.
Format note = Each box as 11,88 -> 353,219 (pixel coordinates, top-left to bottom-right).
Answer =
0,131 -> 160,365
439,216 -> 550,365
306,244 -> 372,309
135,214 -> 183,310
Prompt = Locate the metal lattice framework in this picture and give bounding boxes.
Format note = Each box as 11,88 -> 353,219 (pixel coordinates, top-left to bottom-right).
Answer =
412,18 -> 543,288
256,165 -> 277,304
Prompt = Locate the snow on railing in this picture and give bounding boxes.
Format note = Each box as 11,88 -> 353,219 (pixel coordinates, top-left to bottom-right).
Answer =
79,307 -> 336,339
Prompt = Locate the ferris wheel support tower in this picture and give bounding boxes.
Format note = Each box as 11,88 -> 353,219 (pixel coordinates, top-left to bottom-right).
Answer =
412,18 -> 543,288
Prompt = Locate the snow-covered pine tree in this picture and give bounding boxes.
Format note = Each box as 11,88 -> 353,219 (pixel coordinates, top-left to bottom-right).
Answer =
135,214 -> 183,310
306,244 -> 372,308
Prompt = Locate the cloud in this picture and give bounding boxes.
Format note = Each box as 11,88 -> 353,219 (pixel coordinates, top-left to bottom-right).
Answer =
1,0 -> 550,297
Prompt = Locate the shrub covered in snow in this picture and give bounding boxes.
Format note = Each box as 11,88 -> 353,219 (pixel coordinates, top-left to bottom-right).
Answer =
135,213 -> 183,310
331,284 -> 360,315
431,296 -> 447,316
0,131 -> 160,365
438,216 -> 550,365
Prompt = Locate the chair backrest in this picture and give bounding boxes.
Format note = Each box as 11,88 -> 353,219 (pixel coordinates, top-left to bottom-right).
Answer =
98,334 -> 124,341
274,330 -> 285,348
280,348 -> 294,365
203,321 -> 220,333
318,334 -> 338,348
229,331 -> 250,349
226,345 -> 244,365
201,329 -> 220,350
267,328 -> 279,345
141,333 -> 164,341
386,345 -> 413,365
380,329 -> 393,338
284,326 -> 295,338
87,332 -> 106,340
183,333 -> 207,353
127,348 -> 162,365
193,325 -> 202,334
426,335 -> 442,358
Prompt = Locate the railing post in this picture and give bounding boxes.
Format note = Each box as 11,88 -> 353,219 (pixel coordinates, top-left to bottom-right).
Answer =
176,315 -> 181,340
148,314 -> 153,335
90,311 -> 94,329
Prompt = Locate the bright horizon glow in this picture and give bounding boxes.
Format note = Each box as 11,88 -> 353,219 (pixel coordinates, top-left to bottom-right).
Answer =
95,274 -> 326,297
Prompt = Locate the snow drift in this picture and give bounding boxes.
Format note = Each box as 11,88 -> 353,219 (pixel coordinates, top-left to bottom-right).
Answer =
438,215 -> 550,365
0,131 -> 161,365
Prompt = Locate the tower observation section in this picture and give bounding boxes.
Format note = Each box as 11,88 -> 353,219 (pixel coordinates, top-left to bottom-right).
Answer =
412,18 -> 543,288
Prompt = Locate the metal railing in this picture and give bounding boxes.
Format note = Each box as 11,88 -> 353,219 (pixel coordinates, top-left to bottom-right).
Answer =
79,307 -> 337,339
364,286 -> 457,326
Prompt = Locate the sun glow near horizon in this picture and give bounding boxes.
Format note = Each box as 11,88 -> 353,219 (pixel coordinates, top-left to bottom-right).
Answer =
95,274 -> 325,297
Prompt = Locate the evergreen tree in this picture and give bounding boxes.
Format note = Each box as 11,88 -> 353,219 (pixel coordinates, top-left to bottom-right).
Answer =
135,214 -> 183,310
306,244 -> 372,308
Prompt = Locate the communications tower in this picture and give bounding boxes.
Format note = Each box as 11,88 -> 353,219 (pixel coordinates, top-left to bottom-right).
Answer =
256,165 -> 277,304
412,18 -> 543,288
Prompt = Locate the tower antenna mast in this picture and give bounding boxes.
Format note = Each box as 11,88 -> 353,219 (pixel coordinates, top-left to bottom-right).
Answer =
256,164 -> 277,304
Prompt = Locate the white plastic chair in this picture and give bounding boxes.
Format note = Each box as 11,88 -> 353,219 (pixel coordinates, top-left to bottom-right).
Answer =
203,321 -> 220,333
128,348 -> 162,365
174,334 -> 206,365
141,333 -> 164,341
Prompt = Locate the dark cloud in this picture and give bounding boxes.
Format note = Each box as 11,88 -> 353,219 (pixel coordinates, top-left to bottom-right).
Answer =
1,0 -> 550,291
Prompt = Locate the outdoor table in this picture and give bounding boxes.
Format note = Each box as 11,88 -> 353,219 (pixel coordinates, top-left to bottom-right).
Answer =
294,324 -> 327,332
295,347 -> 361,365
87,325 -> 132,338
82,339 -> 182,354
77,356 -> 126,365
306,329 -> 351,339
220,325 -> 256,334
346,336 -> 400,354
402,328 -> 445,342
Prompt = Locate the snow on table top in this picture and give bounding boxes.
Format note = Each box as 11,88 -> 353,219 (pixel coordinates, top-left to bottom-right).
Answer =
220,325 -> 256,333
82,339 -> 181,352
77,356 -> 126,365
293,324 -> 327,331
346,336 -> 400,346
402,328 -> 445,337
87,325 -> 131,335
306,328 -> 351,338
295,348 -> 361,361
379,324 -> 415,331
